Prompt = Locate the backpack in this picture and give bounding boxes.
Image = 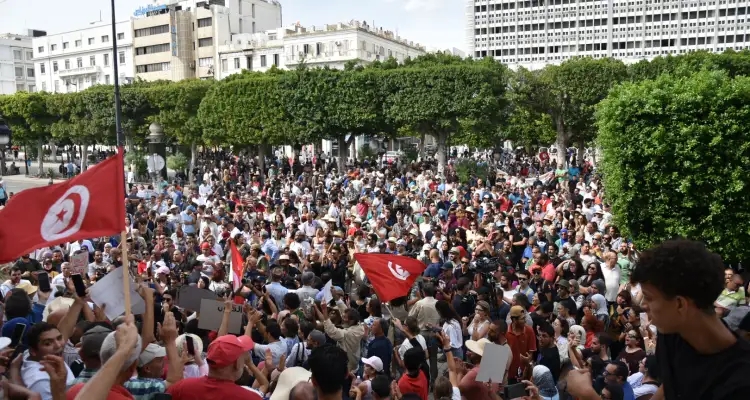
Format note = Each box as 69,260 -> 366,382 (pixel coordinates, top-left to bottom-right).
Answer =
408,337 -> 430,381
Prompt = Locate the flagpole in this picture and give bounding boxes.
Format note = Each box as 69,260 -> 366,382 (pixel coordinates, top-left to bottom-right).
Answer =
110,0 -> 132,317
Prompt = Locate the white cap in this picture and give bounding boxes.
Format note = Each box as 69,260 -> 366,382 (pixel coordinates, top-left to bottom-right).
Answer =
361,356 -> 384,372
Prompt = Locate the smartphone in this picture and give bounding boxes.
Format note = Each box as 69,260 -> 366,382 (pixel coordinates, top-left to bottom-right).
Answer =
504,382 -> 528,399
37,272 -> 51,293
151,394 -> 172,400
9,323 -> 26,348
185,336 -> 195,356
71,274 -> 87,298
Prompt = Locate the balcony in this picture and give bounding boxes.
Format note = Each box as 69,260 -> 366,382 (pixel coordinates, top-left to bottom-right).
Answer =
58,65 -> 101,78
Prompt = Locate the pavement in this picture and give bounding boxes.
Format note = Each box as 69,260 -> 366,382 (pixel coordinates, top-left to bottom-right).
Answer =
1,174 -> 56,194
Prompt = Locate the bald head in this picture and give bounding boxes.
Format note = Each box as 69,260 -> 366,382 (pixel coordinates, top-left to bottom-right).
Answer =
46,307 -> 69,327
289,382 -> 316,400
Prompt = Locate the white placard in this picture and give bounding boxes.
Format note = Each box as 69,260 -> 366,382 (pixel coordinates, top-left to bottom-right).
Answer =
89,267 -> 146,320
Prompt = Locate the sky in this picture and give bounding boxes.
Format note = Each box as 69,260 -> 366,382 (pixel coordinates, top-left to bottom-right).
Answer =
0,0 -> 467,52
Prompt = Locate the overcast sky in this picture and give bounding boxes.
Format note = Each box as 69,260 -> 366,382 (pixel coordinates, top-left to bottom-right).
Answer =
0,0 -> 467,51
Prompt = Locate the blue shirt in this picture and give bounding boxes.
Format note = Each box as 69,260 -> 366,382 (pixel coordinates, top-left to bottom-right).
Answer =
622,381 -> 636,400
262,239 -> 279,264
424,262 -> 442,279
266,282 -> 288,310
367,336 -> 393,378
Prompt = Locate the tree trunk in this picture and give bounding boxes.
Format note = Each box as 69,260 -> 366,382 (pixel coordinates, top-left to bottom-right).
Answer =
37,138 -> 45,177
188,142 -> 197,183
419,131 -> 426,161
434,130 -> 448,175
554,116 -> 568,167
81,145 -> 89,171
576,139 -> 585,167
337,135 -> 347,172
258,144 -> 267,186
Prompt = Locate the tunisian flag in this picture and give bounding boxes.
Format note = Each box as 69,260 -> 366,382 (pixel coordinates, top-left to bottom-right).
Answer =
354,253 -> 426,302
0,152 -> 126,263
228,240 -> 245,303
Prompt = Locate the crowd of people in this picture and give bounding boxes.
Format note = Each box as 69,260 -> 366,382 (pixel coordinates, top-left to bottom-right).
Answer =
1,147 -> 749,400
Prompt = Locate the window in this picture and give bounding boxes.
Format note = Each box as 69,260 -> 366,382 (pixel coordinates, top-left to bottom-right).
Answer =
273,54 -> 279,66
14,67 -> 23,78
234,57 -> 240,68
26,51 -> 33,60
199,57 -> 214,67
51,44 -> 57,51
198,17 -> 212,27
77,57 -> 83,68
42,82 -> 47,91
64,60 -> 70,69
135,43 -> 170,55
53,61 -> 58,72
13,50 -> 22,60
105,75 -> 110,84
104,53 -> 110,66
134,25 -> 169,37
119,51 -> 125,65
75,40 -> 82,47
63,42 -> 69,49
88,37 -> 95,45
117,33 -> 125,40
221,59 -> 228,71
27,68 -> 34,78
16,84 -> 25,92
38,46 -> 44,53
90,55 -> 96,66
260,55 -> 267,67
198,37 -> 213,47
28,85 -> 36,93
102,35 -> 109,43
40,63 -> 46,74
54,80 -> 59,92
135,62 -> 171,73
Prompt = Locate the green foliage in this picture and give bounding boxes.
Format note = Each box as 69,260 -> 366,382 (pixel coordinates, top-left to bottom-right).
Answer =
167,152 -> 189,172
145,79 -> 214,145
596,70 -> 750,263
454,158 -> 489,184
124,149 -> 148,177
358,144 -> 375,161
0,92 -> 54,145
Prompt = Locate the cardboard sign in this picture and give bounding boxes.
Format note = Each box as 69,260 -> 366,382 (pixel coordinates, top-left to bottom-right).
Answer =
71,252 -> 89,275
197,299 -> 244,334
477,343 -> 511,383
89,267 -> 146,320
176,285 -> 219,312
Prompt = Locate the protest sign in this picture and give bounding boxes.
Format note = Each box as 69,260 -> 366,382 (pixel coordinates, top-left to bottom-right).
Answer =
176,285 -> 219,312
71,252 -> 89,275
197,299 -> 244,334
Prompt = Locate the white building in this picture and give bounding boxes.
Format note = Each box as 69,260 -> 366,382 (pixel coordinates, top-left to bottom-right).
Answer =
468,0 -> 750,69
217,20 -> 426,79
32,22 -> 134,93
131,0 -> 282,82
0,33 -> 37,94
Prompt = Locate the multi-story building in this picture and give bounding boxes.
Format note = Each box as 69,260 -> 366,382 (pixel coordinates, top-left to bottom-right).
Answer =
32,22 -> 134,93
131,0 -> 282,81
217,20 -> 426,78
468,0 -> 750,69
0,32 -> 43,94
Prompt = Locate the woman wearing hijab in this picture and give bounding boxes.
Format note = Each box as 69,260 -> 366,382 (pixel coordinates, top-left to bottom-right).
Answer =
533,365 -> 560,400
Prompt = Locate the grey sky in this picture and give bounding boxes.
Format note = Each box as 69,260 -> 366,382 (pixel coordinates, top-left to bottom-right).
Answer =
0,0 -> 466,51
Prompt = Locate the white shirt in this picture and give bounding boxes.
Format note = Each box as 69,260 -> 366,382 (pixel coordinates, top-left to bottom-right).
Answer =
21,351 -> 75,400
0,279 -> 31,298
601,264 -> 622,302
442,319 -> 463,349
398,334 -> 427,359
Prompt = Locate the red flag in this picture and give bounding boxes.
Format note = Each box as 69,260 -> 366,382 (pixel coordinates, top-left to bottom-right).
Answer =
229,240 -> 245,293
354,253 -> 426,302
0,152 -> 126,263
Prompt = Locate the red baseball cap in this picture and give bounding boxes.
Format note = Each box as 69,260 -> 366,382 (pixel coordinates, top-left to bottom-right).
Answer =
206,335 -> 255,368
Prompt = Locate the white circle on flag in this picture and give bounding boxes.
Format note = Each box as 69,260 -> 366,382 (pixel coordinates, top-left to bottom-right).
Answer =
40,185 -> 91,242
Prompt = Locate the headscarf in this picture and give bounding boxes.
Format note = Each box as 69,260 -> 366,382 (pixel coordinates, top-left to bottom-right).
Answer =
569,324 -> 586,348
532,365 -> 559,399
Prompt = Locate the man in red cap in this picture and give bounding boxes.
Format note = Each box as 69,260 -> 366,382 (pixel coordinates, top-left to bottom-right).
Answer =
167,335 -> 261,399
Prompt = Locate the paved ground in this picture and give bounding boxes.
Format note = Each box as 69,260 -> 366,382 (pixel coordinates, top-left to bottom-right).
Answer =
1,174 -> 54,195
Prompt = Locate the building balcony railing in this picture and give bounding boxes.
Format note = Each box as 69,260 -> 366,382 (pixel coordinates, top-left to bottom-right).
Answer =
58,65 -> 101,77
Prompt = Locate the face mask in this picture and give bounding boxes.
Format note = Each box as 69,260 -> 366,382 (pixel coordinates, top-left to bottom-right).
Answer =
295,238 -> 303,243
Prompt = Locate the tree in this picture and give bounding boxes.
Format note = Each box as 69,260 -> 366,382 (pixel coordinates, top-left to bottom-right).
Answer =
198,76 -> 292,181
0,92 -> 55,174
518,58 -> 628,165
146,79 -> 213,179
596,70 -> 750,263
382,63 -> 507,174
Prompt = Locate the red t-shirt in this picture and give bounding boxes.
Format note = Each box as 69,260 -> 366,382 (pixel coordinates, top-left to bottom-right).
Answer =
506,325 -> 537,380
398,370 -> 429,400
166,376 -> 262,400
66,383 -> 133,400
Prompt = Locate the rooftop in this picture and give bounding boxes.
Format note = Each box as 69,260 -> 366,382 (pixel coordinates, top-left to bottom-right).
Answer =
282,20 -> 425,50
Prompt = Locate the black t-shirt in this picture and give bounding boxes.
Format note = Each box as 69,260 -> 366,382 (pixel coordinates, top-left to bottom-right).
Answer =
657,325 -> 750,400
452,294 -> 476,318
14,258 -> 42,274
535,345 -> 561,383
511,229 -> 530,256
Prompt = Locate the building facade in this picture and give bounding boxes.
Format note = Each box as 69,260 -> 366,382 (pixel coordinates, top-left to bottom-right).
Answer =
0,33 -> 37,94
468,0 -> 750,69
32,22 -> 134,93
217,20 -> 426,79
131,0 -> 282,82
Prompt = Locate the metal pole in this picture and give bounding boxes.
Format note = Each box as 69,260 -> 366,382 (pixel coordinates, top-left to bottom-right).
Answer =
111,0 -> 124,149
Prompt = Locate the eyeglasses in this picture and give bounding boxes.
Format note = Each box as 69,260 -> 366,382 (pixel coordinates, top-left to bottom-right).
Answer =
518,278 -> 527,281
